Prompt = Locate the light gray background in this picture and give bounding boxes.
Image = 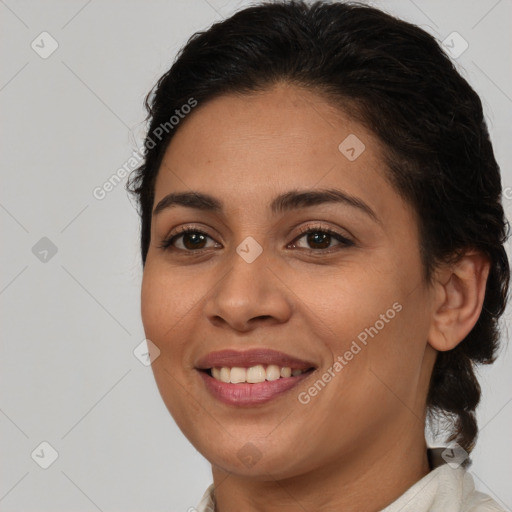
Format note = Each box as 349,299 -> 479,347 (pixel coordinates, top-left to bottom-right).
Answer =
1,0 -> 511,510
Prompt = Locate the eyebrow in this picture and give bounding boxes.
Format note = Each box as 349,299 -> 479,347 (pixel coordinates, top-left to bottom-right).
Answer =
153,188 -> 381,224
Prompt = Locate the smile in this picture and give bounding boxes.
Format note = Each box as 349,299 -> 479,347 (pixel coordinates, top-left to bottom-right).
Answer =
195,348 -> 317,406
209,364 -> 309,383
199,369 -> 315,406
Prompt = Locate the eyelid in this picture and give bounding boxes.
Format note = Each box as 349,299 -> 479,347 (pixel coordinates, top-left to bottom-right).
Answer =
294,222 -> 354,243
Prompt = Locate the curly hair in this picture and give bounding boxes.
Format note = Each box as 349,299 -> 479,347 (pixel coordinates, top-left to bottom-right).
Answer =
126,0 -> 510,465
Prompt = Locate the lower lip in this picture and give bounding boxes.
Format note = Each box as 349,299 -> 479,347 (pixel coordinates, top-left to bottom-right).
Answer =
198,370 -> 313,406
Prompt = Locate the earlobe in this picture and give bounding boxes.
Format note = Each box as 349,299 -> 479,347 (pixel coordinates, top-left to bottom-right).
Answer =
427,251 -> 490,352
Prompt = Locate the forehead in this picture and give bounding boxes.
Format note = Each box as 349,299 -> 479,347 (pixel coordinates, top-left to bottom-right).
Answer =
153,83 -> 410,225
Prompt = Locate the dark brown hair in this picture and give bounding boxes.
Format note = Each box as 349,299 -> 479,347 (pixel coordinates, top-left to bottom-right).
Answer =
127,0 -> 510,465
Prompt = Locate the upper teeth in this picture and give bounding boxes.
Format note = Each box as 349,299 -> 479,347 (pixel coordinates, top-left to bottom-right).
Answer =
211,365 -> 307,384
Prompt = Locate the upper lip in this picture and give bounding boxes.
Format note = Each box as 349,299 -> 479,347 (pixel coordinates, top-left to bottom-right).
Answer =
195,349 -> 316,370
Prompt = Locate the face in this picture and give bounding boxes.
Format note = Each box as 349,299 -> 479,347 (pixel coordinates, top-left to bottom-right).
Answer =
141,82 -> 437,479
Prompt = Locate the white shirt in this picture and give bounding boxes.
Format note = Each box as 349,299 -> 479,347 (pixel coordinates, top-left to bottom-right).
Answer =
194,448 -> 505,511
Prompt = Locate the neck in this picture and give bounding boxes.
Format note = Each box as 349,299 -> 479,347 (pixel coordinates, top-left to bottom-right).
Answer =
211,427 -> 431,512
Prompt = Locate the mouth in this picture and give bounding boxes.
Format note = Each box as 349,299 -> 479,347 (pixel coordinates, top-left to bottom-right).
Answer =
195,349 -> 317,406
198,368 -> 315,406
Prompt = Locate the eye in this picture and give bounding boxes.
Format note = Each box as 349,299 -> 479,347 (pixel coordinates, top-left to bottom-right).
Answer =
159,227 -> 220,252
289,225 -> 354,252
158,224 -> 354,254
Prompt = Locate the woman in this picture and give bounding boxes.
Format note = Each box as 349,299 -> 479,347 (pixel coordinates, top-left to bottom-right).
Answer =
127,1 -> 509,510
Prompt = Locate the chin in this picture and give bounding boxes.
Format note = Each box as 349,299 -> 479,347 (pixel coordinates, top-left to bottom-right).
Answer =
187,426 -> 316,480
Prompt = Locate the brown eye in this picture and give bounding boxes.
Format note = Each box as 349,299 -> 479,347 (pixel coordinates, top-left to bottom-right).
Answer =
180,232 -> 208,250
305,231 -> 332,249
159,229 -> 219,252
291,227 -> 354,252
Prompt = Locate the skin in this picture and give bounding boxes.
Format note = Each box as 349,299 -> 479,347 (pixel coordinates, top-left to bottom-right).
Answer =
141,82 -> 490,512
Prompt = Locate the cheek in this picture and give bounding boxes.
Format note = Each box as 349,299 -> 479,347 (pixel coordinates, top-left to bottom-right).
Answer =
300,262 -> 428,384
291,266 -> 402,344
141,262 -> 190,331
140,271 -> 165,338
140,262 -> 213,370
140,266 -> 198,413
141,264 -> 185,351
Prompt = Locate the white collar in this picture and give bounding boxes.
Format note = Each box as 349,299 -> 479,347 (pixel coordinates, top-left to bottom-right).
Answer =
195,448 -> 504,512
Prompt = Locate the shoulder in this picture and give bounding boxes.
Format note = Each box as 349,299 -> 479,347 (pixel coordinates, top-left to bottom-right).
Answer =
381,453 -> 505,512
458,468 -> 506,511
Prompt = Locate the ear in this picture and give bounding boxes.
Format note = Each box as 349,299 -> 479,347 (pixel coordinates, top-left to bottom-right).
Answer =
428,251 -> 491,352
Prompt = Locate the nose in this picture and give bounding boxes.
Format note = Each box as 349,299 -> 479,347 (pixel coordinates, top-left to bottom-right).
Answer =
203,248 -> 293,332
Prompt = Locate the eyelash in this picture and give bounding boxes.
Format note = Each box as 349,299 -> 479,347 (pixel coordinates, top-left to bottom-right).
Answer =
158,224 -> 355,254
